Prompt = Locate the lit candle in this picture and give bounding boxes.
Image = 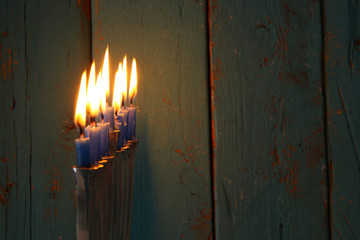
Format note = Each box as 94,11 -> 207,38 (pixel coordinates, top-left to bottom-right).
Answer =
104,106 -> 115,131
96,69 -> 110,157
102,47 -> 115,130
85,62 -> 101,165
126,58 -> 137,141
113,61 -> 127,149
116,112 -> 126,149
74,71 -> 90,167
97,121 -> 109,157
119,57 -> 128,146
112,62 -> 122,117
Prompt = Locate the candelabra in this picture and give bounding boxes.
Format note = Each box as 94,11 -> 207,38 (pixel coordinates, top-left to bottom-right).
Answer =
73,130 -> 138,240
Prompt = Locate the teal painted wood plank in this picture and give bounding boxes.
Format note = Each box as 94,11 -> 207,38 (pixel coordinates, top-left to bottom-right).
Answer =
1,0 -> 91,239
323,1 -> 360,239
27,1 -> 91,239
209,0 -> 329,239
0,1 -> 31,239
91,0 -> 213,239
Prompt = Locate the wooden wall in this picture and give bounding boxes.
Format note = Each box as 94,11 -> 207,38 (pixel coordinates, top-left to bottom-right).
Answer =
91,0 -> 213,239
0,0 -> 91,238
1,0 -> 360,239
209,0 -> 329,239
324,0 -> 360,238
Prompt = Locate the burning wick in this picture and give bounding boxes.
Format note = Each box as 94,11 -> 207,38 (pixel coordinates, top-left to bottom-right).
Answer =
76,121 -> 84,138
90,117 -> 96,126
129,93 -> 133,106
121,95 -> 125,109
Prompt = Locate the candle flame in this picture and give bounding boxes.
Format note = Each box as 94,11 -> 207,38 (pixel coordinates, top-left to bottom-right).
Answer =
102,46 -> 110,103
112,62 -> 122,114
121,55 -> 127,106
75,70 -> 87,129
129,58 -> 137,104
87,61 -> 100,119
97,70 -> 107,115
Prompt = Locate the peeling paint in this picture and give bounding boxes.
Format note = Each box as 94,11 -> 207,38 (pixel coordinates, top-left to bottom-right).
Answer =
77,0 -> 91,20
189,202 -> 213,239
1,48 -> 12,80
0,179 -> 15,206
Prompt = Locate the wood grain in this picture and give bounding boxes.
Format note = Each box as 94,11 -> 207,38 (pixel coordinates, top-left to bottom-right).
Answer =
209,0 -> 329,238
2,0 -> 360,239
0,1 -> 30,238
91,0 -> 213,239
0,0 -> 91,239
323,0 -> 360,239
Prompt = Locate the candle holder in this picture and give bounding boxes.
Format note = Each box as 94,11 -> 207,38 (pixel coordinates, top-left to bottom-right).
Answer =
73,164 -> 104,240
125,140 -> 138,240
73,133 -> 138,240
109,130 -> 120,156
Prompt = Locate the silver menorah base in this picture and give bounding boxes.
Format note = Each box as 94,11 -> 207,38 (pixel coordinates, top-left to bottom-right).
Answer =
73,138 -> 138,240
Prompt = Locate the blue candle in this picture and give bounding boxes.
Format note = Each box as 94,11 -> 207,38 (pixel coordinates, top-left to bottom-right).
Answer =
116,112 -> 127,149
115,119 -> 123,149
115,120 -> 122,132
75,138 -> 90,167
126,106 -> 136,140
98,122 -> 109,157
74,70 -> 90,167
85,125 -> 101,165
127,58 -> 137,141
119,108 -> 128,140
104,106 -> 115,131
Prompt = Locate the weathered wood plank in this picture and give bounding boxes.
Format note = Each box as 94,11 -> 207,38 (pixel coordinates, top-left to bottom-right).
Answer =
323,1 -> 360,239
209,0 -> 329,238
91,0 -> 213,239
0,1 -> 30,239
27,1 -> 91,239
1,0 -> 91,239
